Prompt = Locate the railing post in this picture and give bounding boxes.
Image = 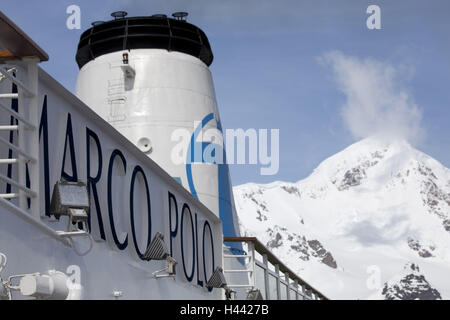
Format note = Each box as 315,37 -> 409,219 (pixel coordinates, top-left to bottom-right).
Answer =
248,241 -> 256,289
17,69 -> 26,212
302,286 -> 309,300
300,284 -> 306,300
294,279 -> 299,300
284,272 -> 290,300
274,264 -> 280,300
25,58 -> 40,219
262,254 -> 270,300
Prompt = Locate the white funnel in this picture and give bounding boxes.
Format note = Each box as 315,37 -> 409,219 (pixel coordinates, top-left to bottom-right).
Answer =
75,15 -> 240,238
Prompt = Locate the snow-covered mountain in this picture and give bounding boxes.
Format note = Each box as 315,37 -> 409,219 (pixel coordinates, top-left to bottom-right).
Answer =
233,136 -> 450,300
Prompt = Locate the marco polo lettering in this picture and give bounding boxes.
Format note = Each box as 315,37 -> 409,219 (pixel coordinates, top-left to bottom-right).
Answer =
37,99 -> 218,287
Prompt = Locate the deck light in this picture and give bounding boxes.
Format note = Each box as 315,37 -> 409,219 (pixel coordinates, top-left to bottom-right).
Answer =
145,233 -> 177,278
206,267 -> 235,299
206,267 -> 227,289
50,180 -> 90,226
49,180 -> 94,256
143,232 -> 169,260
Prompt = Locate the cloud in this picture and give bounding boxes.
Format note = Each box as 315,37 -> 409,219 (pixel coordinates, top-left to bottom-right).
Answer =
320,51 -> 424,144
345,214 -> 409,246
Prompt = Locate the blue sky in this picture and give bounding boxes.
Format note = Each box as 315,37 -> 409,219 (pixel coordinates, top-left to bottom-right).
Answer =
2,0 -> 450,185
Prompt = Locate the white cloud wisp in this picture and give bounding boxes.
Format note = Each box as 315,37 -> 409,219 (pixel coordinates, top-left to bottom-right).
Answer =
321,51 -> 423,144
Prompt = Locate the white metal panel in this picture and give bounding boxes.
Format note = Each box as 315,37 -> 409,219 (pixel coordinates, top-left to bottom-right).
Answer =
0,67 -> 224,300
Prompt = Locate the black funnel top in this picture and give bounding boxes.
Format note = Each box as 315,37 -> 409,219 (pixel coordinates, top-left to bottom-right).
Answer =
76,15 -> 213,69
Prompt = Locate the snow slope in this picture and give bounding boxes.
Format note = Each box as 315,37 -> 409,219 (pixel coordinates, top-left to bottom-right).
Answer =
233,136 -> 450,300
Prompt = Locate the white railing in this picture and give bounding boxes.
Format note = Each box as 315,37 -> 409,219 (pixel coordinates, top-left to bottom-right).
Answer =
0,60 -> 40,219
0,60 -> 72,247
223,241 -> 256,291
223,237 -> 327,300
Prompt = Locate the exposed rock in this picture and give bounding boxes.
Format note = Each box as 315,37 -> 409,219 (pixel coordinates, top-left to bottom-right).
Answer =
371,151 -> 385,159
267,232 -> 283,249
242,191 -> 270,222
290,241 -> 310,261
266,228 -> 284,249
256,210 -> 267,222
417,164 -> 438,179
265,226 -> 337,268
421,179 -> 450,233
307,240 -> 327,256
321,252 -> 338,269
443,220 -> 450,232
338,167 -> 366,190
281,185 -> 301,197
381,263 -> 441,300
307,240 -> 337,269
407,237 -> 434,258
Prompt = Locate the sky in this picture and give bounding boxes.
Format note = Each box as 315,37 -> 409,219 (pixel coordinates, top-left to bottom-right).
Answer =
2,0 -> 450,186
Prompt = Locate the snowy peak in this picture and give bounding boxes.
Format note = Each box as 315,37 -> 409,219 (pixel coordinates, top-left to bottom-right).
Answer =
300,137 -> 446,193
378,263 -> 442,300
233,136 -> 450,299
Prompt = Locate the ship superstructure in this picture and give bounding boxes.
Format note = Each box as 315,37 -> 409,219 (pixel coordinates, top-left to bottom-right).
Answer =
0,10 -> 326,300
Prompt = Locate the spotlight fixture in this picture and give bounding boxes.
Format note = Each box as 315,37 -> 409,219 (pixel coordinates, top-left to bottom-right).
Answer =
50,180 -> 94,256
205,267 -> 235,299
143,232 -> 169,261
50,180 -> 90,226
206,267 -> 227,289
144,233 -> 177,278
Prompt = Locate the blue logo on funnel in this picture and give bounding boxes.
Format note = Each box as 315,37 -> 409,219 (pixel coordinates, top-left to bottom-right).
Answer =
186,113 -> 238,239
